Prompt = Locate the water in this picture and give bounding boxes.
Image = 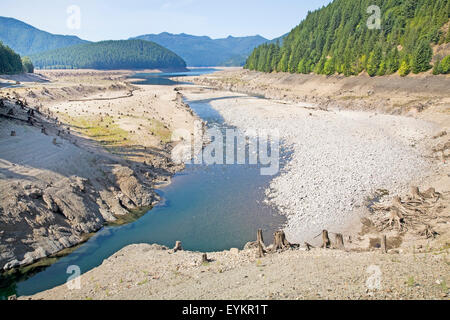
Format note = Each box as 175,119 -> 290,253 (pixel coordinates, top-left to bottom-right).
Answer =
1,70 -> 286,298
131,68 -> 219,85
0,83 -> 23,90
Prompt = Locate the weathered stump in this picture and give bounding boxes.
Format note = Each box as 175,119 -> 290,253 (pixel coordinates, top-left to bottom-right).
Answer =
334,233 -> 345,250
201,253 -> 209,264
381,235 -> 387,254
10,131 -> 16,137
173,241 -> 183,253
321,230 -> 331,249
41,127 -> 46,134
273,230 -> 291,251
256,229 -> 267,257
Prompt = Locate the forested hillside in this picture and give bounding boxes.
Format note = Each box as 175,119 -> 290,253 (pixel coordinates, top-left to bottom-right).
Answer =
132,33 -> 268,66
0,42 -> 34,74
30,40 -> 187,70
0,17 -> 88,56
245,0 -> 450,76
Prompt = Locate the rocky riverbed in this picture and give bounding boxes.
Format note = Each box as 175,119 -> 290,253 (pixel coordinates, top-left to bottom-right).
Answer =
182,89 -> 440,243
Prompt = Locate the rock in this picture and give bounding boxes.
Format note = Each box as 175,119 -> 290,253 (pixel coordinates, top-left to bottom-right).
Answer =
27,188 -> 43,199
230,248 -> 239,255
42,194 -> 59,212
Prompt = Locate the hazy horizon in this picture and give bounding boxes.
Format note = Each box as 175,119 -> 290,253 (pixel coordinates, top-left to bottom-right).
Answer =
0,0 -> 332,41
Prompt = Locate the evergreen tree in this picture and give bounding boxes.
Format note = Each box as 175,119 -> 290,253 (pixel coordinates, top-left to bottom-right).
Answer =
323,57 -> 335,75
439,55 -> 450,74
0,41 -> 23,74
367,45 -> 382,77
21,57 -> 34,73
411,41 -> 433,73
399,58 -> 411,76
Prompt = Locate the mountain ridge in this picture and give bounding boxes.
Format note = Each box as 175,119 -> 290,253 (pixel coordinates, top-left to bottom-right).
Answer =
132,32 -> 270,66
0,16 -> 89,56
29,40 -> 187,70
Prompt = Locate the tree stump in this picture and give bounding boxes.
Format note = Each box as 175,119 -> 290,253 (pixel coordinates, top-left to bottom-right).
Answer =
334,233 -> 345,250
201,253 -> 209,264
41,127 -> 46,134
273,231 -> 291,251
321,230 -> 331,249
257,229 -> 267,257
381,235 -> 387,254
10,131 -> 16,137
173,241 -> 183,253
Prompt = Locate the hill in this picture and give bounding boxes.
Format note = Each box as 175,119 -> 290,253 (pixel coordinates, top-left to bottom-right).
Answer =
29,40 -> 187,70
245,0 -> 450,76
0,17 -> 88,56
132,32 -> 269,66
0,41 -> 34,75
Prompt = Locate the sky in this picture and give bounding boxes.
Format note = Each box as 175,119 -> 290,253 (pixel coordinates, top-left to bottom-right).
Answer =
0,0 -> 333,41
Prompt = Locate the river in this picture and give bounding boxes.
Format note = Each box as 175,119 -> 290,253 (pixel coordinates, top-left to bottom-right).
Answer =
0,68 -> 286,298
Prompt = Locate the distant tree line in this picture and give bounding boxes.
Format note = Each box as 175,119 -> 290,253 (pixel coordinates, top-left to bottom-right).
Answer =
0,41 -> 34,74
30,40 -> 187,70
245,0 -> 450,76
